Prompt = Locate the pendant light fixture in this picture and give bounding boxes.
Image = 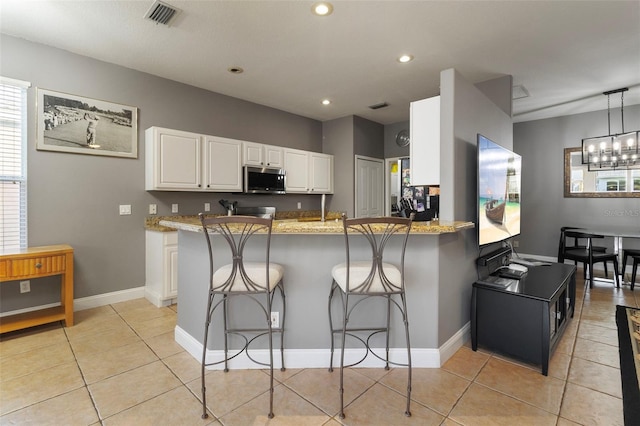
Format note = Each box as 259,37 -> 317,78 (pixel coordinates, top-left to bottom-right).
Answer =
581,88 -> 639,171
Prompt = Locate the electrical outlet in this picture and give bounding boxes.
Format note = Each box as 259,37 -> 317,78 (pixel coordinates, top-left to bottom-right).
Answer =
513,240 -> 520,248
297,202 -> 301,210
20,280 -> 30,293
171,204 -> 179,213
270,311 -> 279,328
119,204 -> 132,215
149,204 -> 157,215
204,202 -> 211,212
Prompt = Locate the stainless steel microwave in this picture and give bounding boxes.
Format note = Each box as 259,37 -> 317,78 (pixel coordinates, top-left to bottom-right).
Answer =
243,166 -> 286,194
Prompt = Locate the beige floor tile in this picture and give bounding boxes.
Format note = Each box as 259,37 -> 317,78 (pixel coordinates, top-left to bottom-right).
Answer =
103,385 -> 217,425
265,367 -> 305,383
144,330 -> 184,359
282,367 -> 375,417
339,383 -> 444,425
475,357 -> 565,414
163,350 -> 203,383
69,325 -> 141,357
0,324 -> 66,358
441,346 -> 490,380
381,367 -> 470,416
0,387 -> 99,425
65,310 -> 130,341
567,357 -> 622,398
110,297 -> 157,313
557,417 -> 582,426
128,314 -> 177,340
0,341 -> 74,381
548,351 -> 571,380
350,367 -> 392,382
76,340 -> 159,384
573,337 -> 619,368
0,361 -> 85,415
219,383 -> 330,426
559,382 -> 623,426
186,368 -> 279,418
117,304 -> 176,324
577,321 -> 619,347
554,325 -> 577,356
89,360 -> 182,419
449,383 -> 557,426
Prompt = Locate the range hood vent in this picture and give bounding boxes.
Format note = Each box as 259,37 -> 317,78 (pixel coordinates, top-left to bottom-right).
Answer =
144,0 -> 181,26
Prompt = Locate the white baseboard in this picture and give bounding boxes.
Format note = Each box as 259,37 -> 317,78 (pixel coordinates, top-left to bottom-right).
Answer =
174,322 -> 470,370
74,286 -> 146,311
144,288 -> 177,308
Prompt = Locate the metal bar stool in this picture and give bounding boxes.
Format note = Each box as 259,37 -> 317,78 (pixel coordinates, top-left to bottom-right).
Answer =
198,213 -> 285,419
328,214 -> 413,419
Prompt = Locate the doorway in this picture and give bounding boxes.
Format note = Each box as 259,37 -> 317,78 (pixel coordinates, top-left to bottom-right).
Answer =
354,156 -> 384,217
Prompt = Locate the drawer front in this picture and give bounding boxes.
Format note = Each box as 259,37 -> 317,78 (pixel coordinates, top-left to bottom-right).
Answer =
0,260 -> 8,279
6,255 -> 67,278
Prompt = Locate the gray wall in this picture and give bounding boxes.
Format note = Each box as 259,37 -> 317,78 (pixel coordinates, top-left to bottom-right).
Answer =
353,115 -> 384,159
514,104 -> 640,258
0,34 -> 327,312
322,116 -> 354,217
384,120 -> 411,160
437,69 -> 513,346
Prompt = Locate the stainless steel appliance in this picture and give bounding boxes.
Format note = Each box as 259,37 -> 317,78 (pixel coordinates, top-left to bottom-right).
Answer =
243,166 -> 286,194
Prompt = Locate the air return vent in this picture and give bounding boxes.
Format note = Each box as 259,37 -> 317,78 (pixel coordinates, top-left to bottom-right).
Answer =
368,102 -> 389,110
144,0 -> 181,26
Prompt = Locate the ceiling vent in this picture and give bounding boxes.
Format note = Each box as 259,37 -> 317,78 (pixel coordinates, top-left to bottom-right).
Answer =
144,0 -> 181,26
368,102 -> 389,110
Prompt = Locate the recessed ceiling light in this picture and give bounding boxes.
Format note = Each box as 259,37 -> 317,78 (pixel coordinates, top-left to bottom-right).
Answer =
322,99 -> 331,105
312,2 -> 333,16
228,66 -> 244,74
397,54 -> 414,63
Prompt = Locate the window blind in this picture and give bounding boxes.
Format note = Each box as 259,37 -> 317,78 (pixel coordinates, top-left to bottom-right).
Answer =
0,77 -> 30,250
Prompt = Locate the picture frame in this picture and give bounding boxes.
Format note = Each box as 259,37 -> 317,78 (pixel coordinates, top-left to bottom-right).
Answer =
36,88 -> 138,159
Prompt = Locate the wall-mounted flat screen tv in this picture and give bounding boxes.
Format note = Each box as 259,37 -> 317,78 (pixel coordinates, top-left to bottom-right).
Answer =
477,134 -> 522,247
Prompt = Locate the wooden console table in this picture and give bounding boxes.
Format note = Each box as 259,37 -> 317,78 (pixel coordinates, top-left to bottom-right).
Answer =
0,245 -> 74,333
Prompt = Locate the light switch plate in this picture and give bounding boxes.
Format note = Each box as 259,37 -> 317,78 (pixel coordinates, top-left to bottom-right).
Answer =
204,202 -> 211,212
149,204 -> 157,215
171,204 -> 179,213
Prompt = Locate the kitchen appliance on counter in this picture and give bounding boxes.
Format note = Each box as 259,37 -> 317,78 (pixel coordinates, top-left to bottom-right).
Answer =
243,166 -> 286,194
234,206 -> 276,218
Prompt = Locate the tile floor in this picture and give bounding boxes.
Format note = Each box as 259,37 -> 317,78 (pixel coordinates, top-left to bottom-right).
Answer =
1,271 -> 636,425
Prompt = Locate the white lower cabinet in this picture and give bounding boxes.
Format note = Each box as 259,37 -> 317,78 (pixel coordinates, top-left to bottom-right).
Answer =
283,148 -> 333,193
145,230 -> 178,307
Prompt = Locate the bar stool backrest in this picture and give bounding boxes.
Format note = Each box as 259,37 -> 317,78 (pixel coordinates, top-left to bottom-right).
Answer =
199,214 -> 274,293
340,214 -> 413,294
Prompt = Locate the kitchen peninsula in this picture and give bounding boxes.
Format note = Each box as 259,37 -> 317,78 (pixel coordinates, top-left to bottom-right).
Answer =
156,215 -> 474,369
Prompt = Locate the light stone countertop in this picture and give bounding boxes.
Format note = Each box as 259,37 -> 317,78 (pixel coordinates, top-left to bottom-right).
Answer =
151,215 -> 474,235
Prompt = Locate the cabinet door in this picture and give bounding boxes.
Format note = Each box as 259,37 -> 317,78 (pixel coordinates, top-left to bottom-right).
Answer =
264,145 -> 284,168
243,141 -> 264,166
410,96 -> 440,186
283,149 -> 309,192
165,244 -> 178,298
309,152 -> 333,193
204,136 -> 242,192
146,127 -> 201,190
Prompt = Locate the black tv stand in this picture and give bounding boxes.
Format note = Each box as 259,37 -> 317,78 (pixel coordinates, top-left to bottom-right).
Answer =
471,263 -> 576,375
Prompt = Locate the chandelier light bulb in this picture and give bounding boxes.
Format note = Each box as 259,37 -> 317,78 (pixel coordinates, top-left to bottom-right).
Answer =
633,154 -> 638,161
600,141 -> 607,151
588,144 -> 595,153
611,156 -> 618,162
622,154 -> 628,161
593,156 -> 599,163
602,155 -> 608,162
613,141 -> 621,152
628,138 -> 635,147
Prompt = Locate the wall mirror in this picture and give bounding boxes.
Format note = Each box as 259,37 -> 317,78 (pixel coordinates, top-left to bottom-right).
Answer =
564,147 -> 640,198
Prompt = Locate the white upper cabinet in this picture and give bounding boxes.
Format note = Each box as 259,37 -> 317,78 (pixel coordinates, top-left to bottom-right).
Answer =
410,96 -> 440,186
203,136 -> 243,191
146,127 -> 242,192
243,142 -> 284,168
284,148 -> 333,194
146,127 -> 201,190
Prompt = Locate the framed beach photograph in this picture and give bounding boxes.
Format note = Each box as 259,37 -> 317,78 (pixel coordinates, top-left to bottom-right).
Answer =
36,88 -> 138,158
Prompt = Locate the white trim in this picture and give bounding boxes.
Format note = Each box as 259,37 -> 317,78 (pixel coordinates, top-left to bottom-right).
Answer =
0,76 -> 31,88
144,287 -> 177,308
74,286 -> 146,311
174,323 -> 470,370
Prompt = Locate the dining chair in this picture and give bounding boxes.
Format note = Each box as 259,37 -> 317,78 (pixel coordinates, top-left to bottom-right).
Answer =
328,214 -> 414,418
198,213 -> 286,419
562,230 -> 619,288
558,226 -> 609,279
622,248 -> 640,291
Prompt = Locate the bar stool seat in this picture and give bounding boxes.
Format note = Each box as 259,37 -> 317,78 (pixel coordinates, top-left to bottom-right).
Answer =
198,214 -> 285,420
328,214 -> 414,419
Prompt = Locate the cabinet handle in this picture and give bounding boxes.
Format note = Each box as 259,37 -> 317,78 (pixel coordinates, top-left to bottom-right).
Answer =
198,184 -> 201,187
35,262 -> 42,269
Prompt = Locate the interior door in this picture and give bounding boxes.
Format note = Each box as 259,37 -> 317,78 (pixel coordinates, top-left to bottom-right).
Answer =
355,156 -> 384,217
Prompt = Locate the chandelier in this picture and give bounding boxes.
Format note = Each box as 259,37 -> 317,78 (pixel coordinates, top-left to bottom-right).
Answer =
581,88 -> 639,171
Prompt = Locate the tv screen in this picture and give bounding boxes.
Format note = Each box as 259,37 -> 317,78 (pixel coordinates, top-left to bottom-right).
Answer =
477,134 -> 522,247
